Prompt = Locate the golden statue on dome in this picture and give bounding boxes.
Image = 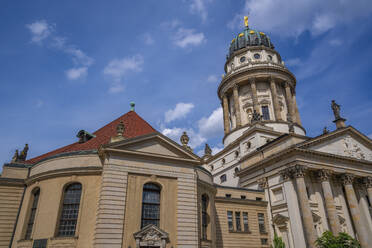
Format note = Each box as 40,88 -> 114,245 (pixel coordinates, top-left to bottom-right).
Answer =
244,16 -> 249,27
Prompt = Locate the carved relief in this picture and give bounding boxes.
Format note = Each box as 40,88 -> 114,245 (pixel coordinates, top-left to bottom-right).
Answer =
133,224 -> 169,248
342,136 -> 366,160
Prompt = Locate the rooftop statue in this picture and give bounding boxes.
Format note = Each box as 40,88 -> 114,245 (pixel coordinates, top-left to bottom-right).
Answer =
331,100 -> 342,120
11,144 -> 28,162
204,143 -> 212,156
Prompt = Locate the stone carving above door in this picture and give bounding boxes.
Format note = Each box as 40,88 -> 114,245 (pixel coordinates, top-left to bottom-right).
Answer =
133,224 -> 169,248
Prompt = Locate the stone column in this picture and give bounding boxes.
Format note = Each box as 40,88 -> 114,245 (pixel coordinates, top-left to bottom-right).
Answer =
364,177 -> 372,206
222,94 -> 230,134
280,168 -> 307,248
233,84 -> 242,127
318,170 -> 341,234
293,165 -> 317,248
284,82 -> 295,123
292,92 -> 302,126
341,174 -> 369,248
250,78 -> 260,113
269,77 -> 282,121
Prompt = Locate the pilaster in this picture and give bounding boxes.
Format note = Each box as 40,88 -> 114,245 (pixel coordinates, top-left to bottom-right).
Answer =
233,84 -> 242,127
222,94 -> 230,134
250,78 -> 260,113
269,77 -> 282,121
284,82 -> 295,123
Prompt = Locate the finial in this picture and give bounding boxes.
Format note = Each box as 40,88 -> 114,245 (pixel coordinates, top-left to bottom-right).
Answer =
130,102 -> 135,111
331,100 -> 346,129
244,16 -> 249,28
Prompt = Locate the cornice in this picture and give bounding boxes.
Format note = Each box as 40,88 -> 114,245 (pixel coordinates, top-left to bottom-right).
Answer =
0,177 -> 25,187
215,196 -> 268,206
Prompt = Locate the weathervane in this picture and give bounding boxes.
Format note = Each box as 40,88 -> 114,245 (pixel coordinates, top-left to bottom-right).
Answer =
244,16 -> 249,28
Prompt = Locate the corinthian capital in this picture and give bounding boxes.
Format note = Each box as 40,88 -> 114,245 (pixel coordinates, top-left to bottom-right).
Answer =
279,168 -> 292,181
340,174 -> 355,186
257,178 -> 268,189
363,176 -> 372,188
318,169 -> 333,182
293,165 -> 307,178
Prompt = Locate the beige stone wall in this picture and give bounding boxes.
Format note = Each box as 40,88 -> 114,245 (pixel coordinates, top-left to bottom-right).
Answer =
12,174 -> 101,248
1,166 -> 28,179
215,199 -> 270,248
216,187 -> 264,200
123,173 -> 178,247
0,184 -> 24,247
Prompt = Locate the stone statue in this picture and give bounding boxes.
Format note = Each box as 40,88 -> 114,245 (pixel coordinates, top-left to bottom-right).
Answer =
204,143 -> 212,156
287,113 -> 294,133
180,132 -> 192,152
116,121 -> 125,136
331,100 -> 341,120
11,144 -> 28,162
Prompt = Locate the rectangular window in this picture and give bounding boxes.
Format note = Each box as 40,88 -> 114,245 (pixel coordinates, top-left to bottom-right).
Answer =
227,211 -> 233,231
256,197 -> 262,201
32,239 -> 47,248
235,212 -> 241,231
225,194 -> 231,198
25,189 -> 40,239
258,213 -> 266,233
261,238 -> 268,245
220,174 -> 227,183
243,212 -> 249,231
261,106 -> 270,120
241,195 -> 246,199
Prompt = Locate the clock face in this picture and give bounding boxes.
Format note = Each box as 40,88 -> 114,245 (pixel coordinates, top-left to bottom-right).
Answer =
254,53 -> 261,59
240,56 -> 246,63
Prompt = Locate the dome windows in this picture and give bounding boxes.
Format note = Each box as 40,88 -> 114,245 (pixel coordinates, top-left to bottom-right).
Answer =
268,55 -> 273,61
254,53 -> 261,59
240,56 -> 246,63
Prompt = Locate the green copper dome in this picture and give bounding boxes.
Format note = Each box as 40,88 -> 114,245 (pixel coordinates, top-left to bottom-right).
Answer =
227,27 -> 274,59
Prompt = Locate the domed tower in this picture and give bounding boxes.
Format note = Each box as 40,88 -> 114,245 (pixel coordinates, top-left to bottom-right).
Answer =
219,17 -> 306,146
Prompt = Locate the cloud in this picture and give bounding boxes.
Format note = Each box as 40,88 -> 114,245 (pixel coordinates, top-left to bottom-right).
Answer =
26,20 -> 94,80
228,0 -> 372,37
26,20 -> 53,44
189,0 -> 212,22
173,28 -> 206,48
285,58 -> 302,67
198,107 -> 223,138
65,67 -> 88,80
162,127 -> 206,149
160,19 -> 181,29
142,33 -> 154,45
207,74 -> 219,83
329,39 -> 342,46
165,102 -> 194,123
103,55 -> 144,93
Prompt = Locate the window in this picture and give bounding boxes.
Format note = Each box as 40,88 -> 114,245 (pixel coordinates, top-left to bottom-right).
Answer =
25,188 -> 40,239
201,194 -> 209,240
256,197 -> 263,201
141,183 -> 161,228
261,238 -> 268,245
241,195 -> 246,199
234,167 -> 239,175
240,56 -> 246,63
220,174 -> 227,183
235,150 -> 239,158
235,212 -> 241,231
225,194 -> 231,198
221,158 -> 226,164
227,211 -> 233,231
32,239 -> 47,248
254,53 -> 260,59
258,213 -> 266,233
261,106 -> 270,120
57,183 -> 82,237
243,212 -> 249,231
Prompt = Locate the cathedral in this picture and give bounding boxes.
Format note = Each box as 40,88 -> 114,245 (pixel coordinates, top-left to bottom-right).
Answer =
0,18 -> 371,248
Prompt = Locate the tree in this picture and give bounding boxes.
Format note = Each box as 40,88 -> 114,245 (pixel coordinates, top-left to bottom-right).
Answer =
315,231 -> 360,248
271,233 -> 285,248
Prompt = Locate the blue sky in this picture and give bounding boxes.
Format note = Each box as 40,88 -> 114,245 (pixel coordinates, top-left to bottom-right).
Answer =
1,0 -> 372,169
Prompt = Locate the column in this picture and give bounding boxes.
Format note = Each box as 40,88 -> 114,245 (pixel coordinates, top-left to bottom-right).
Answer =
293,165 -> 317,248
233,84 -> 242,127
284,82 -> 295,123
318,170 -> 340,234
292,93 -> 302,125
341,174 -> 369,248
364,177 -> 372,205
249,78 -> 260,113
269,77 -> 282,121
280,168 -> 307,248
222,94 -> 230,134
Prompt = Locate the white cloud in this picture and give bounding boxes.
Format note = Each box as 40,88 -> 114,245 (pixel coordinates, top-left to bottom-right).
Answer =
189,0 -> 212,22
198,107 -> 223,138
162,127 -> 206,149
65,47 -> 94,67
108,84 -> 125,94
26,20 -> 53,43
210,144 -> 223,155
65,67 -> 88,80
173,28 -> 206,48
104,55 -> 144,82
228,0 -> 372,37
165,102 -> 194,123
285,58 -> 302,67
142,33 -> 154,45
207,74 -> 219,83
160,19 -> 181,29
329,39 -> 342,46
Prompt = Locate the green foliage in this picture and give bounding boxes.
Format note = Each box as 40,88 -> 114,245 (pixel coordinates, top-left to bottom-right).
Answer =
271,233 -> 285,248
315,231 -> 361,248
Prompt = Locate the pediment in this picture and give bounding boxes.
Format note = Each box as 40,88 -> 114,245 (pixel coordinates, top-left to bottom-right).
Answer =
133,224 -> 169,247
103,132 -> 200,162
299,127 -> 372,162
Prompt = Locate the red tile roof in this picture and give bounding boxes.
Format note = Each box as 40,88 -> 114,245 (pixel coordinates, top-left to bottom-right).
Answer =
25,111 -> 157,164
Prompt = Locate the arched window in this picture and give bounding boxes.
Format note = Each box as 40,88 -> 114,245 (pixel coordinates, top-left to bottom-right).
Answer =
57,183 -> 82,237
201,194 -> 209,240
25,188 -> 40,239
141,183 -> 161,228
